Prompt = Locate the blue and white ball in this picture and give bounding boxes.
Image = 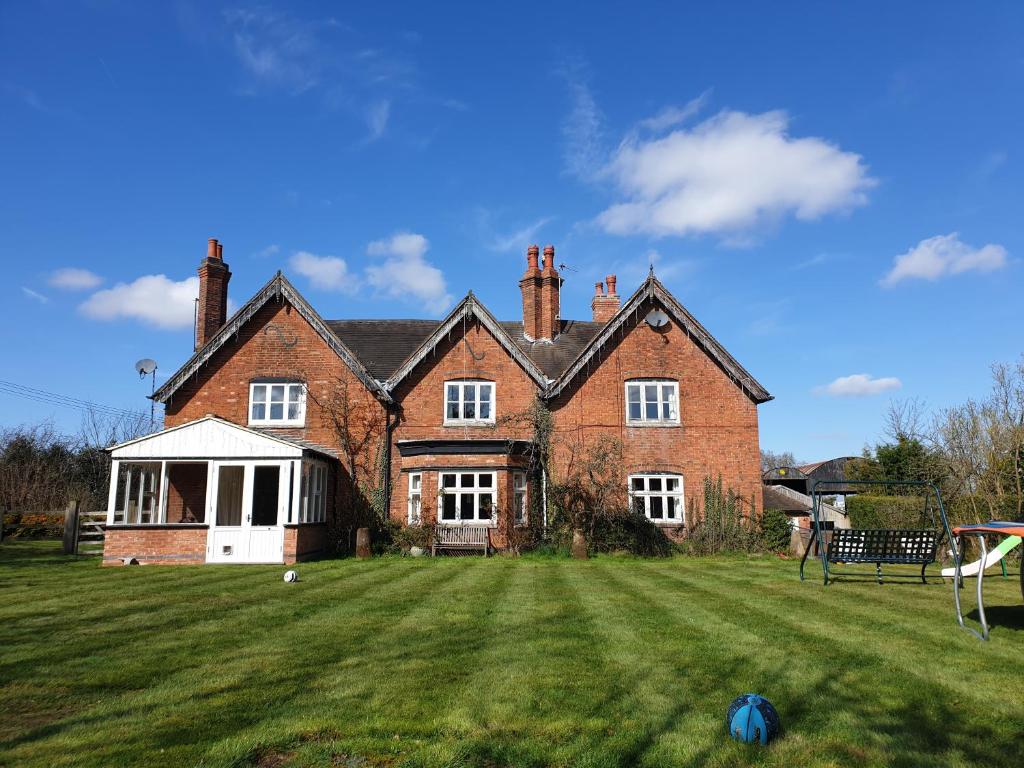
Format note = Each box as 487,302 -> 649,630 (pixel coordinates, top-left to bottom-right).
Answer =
726,694 -> 780,745
283,569 -> 299,583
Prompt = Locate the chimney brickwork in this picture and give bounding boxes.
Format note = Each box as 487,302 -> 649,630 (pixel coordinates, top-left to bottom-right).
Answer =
196,237 -> 231,350
520,244 -> 561,341
591,274 -> 620,323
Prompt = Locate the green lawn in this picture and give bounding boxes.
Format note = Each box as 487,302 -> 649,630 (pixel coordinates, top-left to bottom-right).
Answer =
1,542 -> 1021,768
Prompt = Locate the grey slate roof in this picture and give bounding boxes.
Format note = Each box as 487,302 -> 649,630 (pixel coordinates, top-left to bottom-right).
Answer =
328,318 -> 605,381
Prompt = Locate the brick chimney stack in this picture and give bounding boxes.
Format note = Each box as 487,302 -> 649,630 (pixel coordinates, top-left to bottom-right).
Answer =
591,274 -> 620,323
196,237 -> 231,350
538,245 -> 561,341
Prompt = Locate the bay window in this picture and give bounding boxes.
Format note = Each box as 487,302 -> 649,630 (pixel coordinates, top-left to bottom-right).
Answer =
630,474 -> 684,524
513,471 -> 528,526
408,472 -> 422,525
438,472 -> 495,524
625,380 -> 679,425
444,380 -> 495,424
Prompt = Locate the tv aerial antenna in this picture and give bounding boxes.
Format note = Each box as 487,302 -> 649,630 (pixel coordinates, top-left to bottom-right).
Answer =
135,358 -> 158,426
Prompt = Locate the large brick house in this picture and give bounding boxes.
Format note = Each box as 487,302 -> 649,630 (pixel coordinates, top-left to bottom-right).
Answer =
102,239 -> 771,565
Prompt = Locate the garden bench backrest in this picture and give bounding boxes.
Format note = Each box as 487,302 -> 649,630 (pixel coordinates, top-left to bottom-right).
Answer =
827,528 -> 937,564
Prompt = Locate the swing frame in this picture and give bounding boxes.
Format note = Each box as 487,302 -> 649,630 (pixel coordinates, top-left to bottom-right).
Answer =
799,479 -> 957,585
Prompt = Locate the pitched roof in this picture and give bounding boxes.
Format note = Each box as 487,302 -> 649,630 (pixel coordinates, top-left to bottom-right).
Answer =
152,273 -> 391,405
327,320 -> 439,380
152,269 -> 769,407
107,415 -> 337,461
326,317 -> 605,381
382,293 -> 550,390
547,274 -> 772,404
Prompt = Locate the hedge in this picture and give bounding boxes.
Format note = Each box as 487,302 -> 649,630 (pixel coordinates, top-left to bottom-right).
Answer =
846,494 -> 930,529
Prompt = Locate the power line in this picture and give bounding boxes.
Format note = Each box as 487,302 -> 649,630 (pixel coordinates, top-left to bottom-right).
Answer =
0,380 -> 148,420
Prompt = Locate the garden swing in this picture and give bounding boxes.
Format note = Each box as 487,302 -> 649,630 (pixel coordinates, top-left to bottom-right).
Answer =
799,479 -> 956,585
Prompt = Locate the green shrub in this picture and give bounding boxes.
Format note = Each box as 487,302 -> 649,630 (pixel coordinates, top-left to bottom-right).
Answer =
760,508 -> 792,553
846,494 -> 929,528
683,476 -> 760,555
589,514 -> 677,557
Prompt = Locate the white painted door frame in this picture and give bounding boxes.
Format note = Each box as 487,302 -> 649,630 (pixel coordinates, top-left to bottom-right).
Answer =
207,460 -> 288,564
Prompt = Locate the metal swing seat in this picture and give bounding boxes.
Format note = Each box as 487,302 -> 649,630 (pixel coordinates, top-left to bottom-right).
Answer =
799,480 -> 956,585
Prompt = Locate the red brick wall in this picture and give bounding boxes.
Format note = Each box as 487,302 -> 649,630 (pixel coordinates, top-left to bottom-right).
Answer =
387,317 -> 539,544
165,463 -> 207,523
103,526 -> 208,565
284,524 -> 329,563
548,304 -> 762,524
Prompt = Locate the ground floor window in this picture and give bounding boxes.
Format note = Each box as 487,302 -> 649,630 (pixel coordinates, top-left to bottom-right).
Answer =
629,474 -> 684,524
513,472 -> 528,526
113,462 -> 162,524
408,472 -> 422,524
439,471 -> 495,524
300,462 -> 327,523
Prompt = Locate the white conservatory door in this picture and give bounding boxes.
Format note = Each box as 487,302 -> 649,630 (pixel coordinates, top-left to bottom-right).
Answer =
208,461 -> 288,563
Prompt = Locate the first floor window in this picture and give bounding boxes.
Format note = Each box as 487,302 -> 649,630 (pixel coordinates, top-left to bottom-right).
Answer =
445,380 -> 495,424
438,471 -> 495,523
625,380 -> 679,424
250,382 -> 306,426
513,472 -> 528,526
630,474 -> 684,524
408,473 -> 422,525
301,462 -> 326,523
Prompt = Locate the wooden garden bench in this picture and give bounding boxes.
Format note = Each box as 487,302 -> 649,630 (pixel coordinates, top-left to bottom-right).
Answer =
432,525 -> 491,556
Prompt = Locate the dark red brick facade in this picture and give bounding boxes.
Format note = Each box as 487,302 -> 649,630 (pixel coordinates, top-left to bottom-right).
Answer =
110,239 -> 765,562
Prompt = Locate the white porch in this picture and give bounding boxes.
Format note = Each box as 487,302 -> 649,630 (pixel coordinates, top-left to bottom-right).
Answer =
106,416 -> 332,564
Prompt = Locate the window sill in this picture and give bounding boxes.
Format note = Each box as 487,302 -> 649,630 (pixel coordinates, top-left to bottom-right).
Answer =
647,520 -> 685,527
626,421 -> 681,428
249,421 -> 306,428
436,521 -> 498,528
442,420 -> 496,428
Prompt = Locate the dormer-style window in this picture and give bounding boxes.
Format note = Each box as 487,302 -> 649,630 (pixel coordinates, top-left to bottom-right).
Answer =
625,380 -> 679,425
249,381 -> 306,426
444,381 -> 495,425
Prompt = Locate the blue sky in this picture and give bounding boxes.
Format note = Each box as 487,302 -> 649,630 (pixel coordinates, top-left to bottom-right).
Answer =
2,1 -> 1022,461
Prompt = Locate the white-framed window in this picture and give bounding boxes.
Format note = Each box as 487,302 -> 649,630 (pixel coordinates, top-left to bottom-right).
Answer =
629,474 -> 684,524
249,382 -> 306,426
513,471 -> 528,526
407,472 -> 422,525
438,471 -> 496,524
625,380 -> 679,425
444,380 -> 495,424
300,462 -> 326,523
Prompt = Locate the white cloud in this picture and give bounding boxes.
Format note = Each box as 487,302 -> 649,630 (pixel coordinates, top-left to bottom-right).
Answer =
21,287 -> 48,303
48,268 -> 103,290
596,109 -> 874,239
225,8 -> 320,93
364,99 -> 390,142
635,92 -> 710,134
366,232 -> 452,314
814,374 -> 902,397
489,217 -> 555,253
880,233 -> 1008,287
253,244 -> 280,259
80,275 -> 199,329
560,61 -> 605,180
290,251 -> 357,293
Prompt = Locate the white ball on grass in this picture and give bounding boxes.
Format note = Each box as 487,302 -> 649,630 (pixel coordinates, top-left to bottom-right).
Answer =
283,570 -> 299,583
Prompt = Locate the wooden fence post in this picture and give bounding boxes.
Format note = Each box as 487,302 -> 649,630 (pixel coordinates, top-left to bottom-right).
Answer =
62,500 -> 80,555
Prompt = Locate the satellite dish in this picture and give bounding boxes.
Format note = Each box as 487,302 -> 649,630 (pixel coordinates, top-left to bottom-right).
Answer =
645,310 -> 670,328
135,358 -> 158,376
